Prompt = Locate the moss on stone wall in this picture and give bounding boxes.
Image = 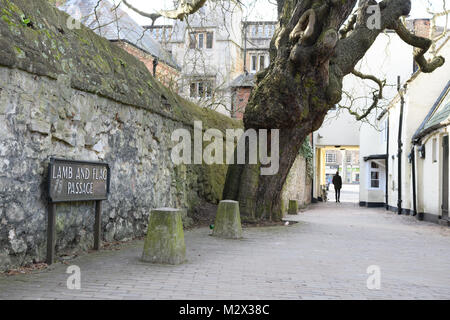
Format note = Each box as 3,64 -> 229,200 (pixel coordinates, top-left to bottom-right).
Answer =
0,0 -> 241,214
0,0 -> 241,133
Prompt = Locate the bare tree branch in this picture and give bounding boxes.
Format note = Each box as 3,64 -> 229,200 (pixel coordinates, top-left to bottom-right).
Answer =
389,19 -> 445,73
340,69 -> 386,121
123,0 -> 207,22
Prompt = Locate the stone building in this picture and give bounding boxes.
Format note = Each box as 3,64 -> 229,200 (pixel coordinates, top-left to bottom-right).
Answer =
242,21 -> 276,74
59,0 -> 181,90
145,0 -> 244,116
228,21 -> 277,118
145,1 -> 277,117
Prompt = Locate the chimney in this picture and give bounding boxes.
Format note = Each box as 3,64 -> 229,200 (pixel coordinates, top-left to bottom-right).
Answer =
411,19 -> 432,73
413,19 -> 431,39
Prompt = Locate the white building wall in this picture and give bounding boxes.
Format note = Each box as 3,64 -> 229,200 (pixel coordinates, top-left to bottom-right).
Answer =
314,109 -> 360,147
418,132 -> 442,215
314,31 -> 417,205
359,33 -> 414,206
387,40 -> 450,213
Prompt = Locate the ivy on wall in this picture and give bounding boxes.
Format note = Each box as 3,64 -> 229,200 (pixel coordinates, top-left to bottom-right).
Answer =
299,138 -> 313,179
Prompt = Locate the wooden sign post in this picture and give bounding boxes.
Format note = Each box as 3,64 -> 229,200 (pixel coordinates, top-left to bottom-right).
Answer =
47,158 -> 110,264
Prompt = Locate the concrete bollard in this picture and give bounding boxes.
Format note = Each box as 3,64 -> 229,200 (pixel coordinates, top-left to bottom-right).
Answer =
142,208 -> 186,265
288,200 -> 298,215
212,200 -> 243,239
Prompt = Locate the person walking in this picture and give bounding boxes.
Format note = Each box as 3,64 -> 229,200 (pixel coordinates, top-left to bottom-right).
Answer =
332,171 -> 342,203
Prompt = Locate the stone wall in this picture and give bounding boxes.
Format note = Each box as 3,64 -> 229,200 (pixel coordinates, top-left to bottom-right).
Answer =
281,155 -> 312,214
0,64 -> 241,271
0,0 -> 312,271
0,0 -> 240,271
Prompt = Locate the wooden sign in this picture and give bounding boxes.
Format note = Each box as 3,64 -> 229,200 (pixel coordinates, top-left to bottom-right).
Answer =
48,158 -> 110,203
46,158 -> 110,264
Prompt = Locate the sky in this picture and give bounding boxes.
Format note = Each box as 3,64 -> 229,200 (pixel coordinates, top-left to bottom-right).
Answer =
116,0 -> 449,26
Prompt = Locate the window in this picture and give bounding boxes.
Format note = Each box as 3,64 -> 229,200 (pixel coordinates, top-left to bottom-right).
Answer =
371,171 -> 380,188
370,161 -> 380,189
346,153 -> 352,163
250,55 -> 267,72
189,80 -> 213,98
252,25 -> 257,36
251,55 -> 257,72
259,56 -> 265,71
326,153 -> 336,163
189,33 -> 196,49
198,33 -> 204,49
190,82 -> 196,97
206,32 -> 213,48
189,31 -> 213,49
264,24 -> 269,37
432,138 -> 437,163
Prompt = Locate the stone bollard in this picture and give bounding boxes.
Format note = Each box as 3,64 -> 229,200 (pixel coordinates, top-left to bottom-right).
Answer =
142,208 -> 186,265
212,200 -> 243,239
288,200 -> 298,215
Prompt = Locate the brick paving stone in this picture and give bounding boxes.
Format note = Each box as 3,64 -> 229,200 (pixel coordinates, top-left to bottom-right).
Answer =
0,201 -> 449,300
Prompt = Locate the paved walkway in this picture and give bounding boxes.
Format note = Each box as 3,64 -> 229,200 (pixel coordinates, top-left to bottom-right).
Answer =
329,183 -> 360,203
1,202 -> 449,300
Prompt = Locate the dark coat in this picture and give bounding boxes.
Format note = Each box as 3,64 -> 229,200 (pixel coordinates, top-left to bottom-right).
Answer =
332,174 -> 342,189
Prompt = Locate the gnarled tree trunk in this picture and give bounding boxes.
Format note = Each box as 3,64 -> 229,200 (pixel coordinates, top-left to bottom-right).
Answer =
223,0 -> 443,221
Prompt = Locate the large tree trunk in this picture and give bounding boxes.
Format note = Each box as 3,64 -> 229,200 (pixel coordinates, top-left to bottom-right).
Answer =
223,0 -> 423,221
223,63 -> 330,221
223,127 -> 311,221
223,0 -> 347,221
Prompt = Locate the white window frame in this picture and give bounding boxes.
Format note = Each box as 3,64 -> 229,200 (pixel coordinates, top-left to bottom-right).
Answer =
368,161 -> 384,190
346,153 -> 352,163
198,33 -> 204,49
259,55 -> 266,71
189,31 -> 213,49
189,80 -> 213,98
251,55 -> 257,72
326,153 -> 336,163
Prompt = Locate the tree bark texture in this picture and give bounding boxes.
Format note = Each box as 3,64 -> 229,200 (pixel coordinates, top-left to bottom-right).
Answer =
223,0 -> 443,221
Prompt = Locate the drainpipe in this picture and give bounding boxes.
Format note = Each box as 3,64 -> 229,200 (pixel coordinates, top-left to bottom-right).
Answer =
411,146 -> 417,216
152,57 -> 159,77
243,22 -> 247,72
385,116 -> 389,210
397,76 -> 404,215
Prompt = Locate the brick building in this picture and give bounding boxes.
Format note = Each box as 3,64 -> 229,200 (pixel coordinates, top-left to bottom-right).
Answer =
229,72 -> 254,119
59,0 -> 180,90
